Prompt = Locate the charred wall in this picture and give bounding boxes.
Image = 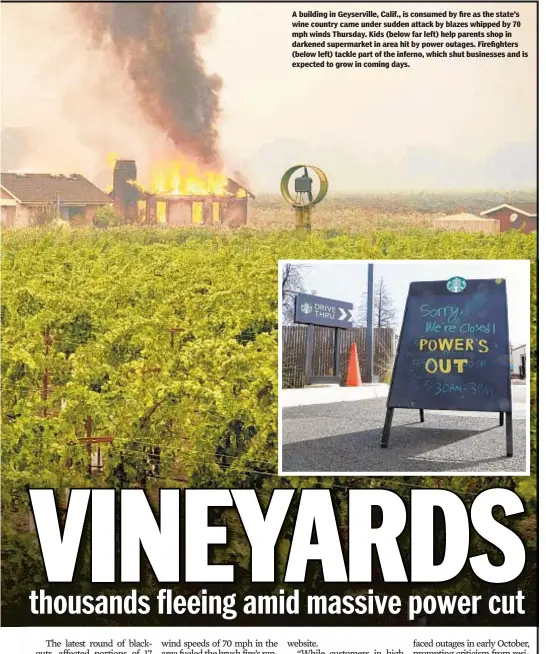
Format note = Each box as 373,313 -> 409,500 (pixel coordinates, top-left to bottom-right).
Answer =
153,196 -> 248,227
113,159 -> 138,223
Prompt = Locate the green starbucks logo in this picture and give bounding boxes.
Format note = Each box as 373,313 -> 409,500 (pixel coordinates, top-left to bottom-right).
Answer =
447,276 -> 467,293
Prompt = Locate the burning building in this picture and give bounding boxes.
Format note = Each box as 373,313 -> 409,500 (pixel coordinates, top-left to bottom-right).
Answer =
112,159 -> 254,227
71,4 -> 252,227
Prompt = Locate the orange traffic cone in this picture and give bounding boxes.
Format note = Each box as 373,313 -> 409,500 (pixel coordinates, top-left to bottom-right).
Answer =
346,343 -> 362,387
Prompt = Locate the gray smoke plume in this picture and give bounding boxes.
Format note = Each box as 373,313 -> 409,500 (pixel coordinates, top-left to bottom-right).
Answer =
73,2 -> 222,166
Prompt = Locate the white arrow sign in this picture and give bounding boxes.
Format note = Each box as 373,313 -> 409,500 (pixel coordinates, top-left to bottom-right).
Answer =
295,293 -> 354,328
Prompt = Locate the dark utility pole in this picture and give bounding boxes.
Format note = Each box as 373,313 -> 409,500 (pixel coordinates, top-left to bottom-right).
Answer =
365,264 -> 374,383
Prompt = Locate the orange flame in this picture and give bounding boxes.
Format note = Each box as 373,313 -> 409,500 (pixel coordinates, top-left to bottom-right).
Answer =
150,161 -> 229,196
107,157 -> 248,198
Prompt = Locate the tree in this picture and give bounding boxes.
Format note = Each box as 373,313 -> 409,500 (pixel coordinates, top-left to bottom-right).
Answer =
355,276 -> 397,329
93,205 -> 123,229
355,276 -> 398,381
281,263 -> 311,324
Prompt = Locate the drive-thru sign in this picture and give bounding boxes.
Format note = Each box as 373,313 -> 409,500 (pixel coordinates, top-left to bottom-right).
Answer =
294,293 -> 354,385
295,293 -> 354,329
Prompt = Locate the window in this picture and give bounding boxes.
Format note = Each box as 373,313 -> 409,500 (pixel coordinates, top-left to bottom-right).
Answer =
1,206 -> 16,227
156,201 -> 167,224
138,200 -> 146,221
192,201 -> 203,224
68,206 -> 85,220
212,202 -> 220,224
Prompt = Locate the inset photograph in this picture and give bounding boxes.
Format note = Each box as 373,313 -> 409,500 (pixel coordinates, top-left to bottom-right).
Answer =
279,260 -> 530,476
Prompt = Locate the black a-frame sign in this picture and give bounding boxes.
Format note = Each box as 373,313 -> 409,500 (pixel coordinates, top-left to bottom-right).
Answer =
381,278 -> 513,457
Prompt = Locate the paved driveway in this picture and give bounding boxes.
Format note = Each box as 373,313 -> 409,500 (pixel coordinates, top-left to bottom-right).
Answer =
281,384 -> 527,475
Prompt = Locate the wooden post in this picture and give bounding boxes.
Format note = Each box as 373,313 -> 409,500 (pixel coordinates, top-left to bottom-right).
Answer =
86,416 -> 92,473
169,327 -> 183,349
333,328 -> 340,377
499,412 -> 504,426
419,409 -> 425,422
305,325 -> 315,384
41,327 -> 52,418
295,205 -> 311,235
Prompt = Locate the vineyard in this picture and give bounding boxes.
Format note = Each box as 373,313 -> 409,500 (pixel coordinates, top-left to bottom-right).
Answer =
1,226 -> 537,625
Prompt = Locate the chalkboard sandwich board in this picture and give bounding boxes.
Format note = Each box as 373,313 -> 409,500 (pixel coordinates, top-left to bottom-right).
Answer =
381,278 -> 514,457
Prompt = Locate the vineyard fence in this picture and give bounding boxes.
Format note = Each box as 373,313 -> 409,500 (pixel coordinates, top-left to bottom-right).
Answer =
282,325 -> 396,388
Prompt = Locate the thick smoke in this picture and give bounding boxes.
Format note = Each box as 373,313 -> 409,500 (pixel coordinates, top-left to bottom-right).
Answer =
73,3 -> 222,167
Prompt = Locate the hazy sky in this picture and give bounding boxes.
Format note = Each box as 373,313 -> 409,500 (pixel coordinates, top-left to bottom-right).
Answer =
1,2 -> 537,191
286,260 -> 530,345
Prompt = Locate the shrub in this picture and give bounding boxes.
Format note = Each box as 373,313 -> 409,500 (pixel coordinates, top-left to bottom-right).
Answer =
93,205 -> 123,229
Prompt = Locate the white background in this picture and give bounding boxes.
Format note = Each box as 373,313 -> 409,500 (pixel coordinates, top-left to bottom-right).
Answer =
0,626 -> 538,654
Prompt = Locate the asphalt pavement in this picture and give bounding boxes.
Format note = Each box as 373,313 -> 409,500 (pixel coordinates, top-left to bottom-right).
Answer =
281,384 -> 527,475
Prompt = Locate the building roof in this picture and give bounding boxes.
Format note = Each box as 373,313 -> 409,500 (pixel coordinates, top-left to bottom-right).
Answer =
1,173 -> 112,205
226,177 -> 255,199
480,203 -> 537,218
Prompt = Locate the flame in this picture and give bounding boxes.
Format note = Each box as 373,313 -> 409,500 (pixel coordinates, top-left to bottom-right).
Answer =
108,157 -> 248,198
107,153 -> 119,170
150,161 -> 229,196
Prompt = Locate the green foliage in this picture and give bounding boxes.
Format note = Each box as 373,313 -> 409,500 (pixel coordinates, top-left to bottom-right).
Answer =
1,227 -> 537,624
1,227 -> 536,491
92,205 -> 124,229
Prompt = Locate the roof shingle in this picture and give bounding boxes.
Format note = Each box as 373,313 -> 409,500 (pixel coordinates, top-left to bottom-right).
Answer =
1,173 -> 112,204
512,202 -> 537,216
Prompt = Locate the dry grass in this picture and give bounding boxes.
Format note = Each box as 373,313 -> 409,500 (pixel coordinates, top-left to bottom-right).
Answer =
247,197 -> 437,231
245,190 -> 536,232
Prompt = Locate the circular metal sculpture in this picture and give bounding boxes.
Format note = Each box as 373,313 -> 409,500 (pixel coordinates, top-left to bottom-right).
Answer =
281,165 -> 328,233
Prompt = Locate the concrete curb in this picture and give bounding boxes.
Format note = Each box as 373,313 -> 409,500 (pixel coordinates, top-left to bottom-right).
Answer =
281,384 -> 390,408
